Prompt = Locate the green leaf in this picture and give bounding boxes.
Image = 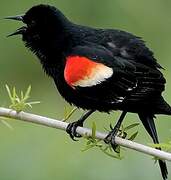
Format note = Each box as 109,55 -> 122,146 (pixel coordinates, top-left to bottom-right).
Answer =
128,131 -> 138,141
63,107 -> 78,122
115,145 -> 121,154
86,140 -> 91,145
63,106 -> 68,120
12,87 -> 16,99
5,84 -> 13,101
92,122 -> 96,141
23,85 -> 31,100
82,139 -> 102,152
123,123 -> 139,131
28,101 -> 41,105
100,146 -> 123,160
21,91 -> 24,99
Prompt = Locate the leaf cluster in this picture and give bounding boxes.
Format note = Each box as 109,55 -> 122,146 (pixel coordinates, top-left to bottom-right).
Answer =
5,85 -> 40,112
82,122 -> 139,159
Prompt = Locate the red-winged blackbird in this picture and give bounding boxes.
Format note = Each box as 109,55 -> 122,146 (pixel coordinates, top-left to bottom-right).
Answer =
6,4 -> 171,179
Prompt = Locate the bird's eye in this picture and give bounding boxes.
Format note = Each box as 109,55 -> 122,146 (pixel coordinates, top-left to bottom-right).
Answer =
30,20 -> 36,26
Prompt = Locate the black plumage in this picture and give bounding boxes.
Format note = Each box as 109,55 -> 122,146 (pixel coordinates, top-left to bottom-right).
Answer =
6,4 -> 171,180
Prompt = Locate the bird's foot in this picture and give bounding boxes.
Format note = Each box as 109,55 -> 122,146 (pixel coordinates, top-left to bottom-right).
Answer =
66,121 -> 83,141
104,126 -> 127,153
104,128 -> 119,152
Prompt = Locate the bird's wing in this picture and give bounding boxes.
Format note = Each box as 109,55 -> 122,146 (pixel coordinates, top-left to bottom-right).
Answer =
98,30 -> 163,69
64,45 -> 135,89
64,45 -> 165,105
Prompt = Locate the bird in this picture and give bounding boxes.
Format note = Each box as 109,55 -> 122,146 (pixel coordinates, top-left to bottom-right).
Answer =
5,4 -> 171,180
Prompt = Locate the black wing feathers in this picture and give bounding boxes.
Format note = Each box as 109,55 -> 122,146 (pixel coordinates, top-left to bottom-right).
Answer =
69,44 -> 166,113
99,29 -> 163,69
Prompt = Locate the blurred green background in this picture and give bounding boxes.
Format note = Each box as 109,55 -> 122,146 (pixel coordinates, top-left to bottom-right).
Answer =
0,0 -> 171,180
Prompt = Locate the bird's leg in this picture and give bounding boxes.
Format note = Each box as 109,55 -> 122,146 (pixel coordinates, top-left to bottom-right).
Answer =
66,109 -> 95,141
104,111 -> 127,152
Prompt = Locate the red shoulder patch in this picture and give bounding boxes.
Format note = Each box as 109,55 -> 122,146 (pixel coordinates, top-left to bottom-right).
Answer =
64,56 -> 113,88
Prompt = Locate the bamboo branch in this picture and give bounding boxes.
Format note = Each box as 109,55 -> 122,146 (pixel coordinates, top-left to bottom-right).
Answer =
0,107 -> 171,161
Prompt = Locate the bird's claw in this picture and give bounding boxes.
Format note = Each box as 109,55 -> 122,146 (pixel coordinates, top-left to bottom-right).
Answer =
104,130 -> 119,153
109,123 -> 113,130
104,128 -> 128,153
66,121 -> 83,141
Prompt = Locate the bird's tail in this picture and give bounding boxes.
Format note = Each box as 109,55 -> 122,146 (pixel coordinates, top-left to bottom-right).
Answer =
138,113 -> 168,180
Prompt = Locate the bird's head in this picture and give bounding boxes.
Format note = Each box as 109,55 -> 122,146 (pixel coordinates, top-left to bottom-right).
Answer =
6,4 -> 70,51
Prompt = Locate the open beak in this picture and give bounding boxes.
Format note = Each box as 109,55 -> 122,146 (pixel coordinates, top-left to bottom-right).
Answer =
5,14 -> 26,37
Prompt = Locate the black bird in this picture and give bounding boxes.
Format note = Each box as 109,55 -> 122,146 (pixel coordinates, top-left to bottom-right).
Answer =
6,4 -> 171,179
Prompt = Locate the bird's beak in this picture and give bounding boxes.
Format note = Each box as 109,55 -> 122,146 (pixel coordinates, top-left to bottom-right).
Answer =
4,15 -> 24,21
5,14 -> 26,37
7,26 -> 27,37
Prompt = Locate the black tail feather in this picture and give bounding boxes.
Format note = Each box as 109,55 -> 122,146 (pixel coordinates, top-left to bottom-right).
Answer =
138,113 -> 168,180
